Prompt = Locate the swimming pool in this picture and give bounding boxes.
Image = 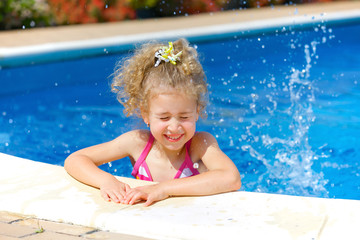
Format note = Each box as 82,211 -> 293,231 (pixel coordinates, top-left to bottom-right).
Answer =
1,18 -> 359,200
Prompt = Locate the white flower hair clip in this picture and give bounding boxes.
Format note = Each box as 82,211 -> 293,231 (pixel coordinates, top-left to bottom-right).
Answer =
154,42 -> 182,67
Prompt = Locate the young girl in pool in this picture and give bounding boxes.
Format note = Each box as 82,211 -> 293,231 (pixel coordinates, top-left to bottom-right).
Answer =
64,38 -> 241,206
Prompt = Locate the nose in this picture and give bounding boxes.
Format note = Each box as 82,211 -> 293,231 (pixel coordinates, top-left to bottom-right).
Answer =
167,118 -> 181,132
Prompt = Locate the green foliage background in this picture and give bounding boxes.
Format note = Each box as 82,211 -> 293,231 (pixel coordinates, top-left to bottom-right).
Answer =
0,0 -> 54,30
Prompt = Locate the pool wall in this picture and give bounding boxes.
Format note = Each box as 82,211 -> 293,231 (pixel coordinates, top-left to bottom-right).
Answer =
1,2 -> 360,239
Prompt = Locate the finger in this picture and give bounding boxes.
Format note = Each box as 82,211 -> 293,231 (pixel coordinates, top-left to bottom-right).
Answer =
117,186 -> 128,199
108,191 -> 121,203
113,190 -> 125,202
122,190 -> 136,204
124,190 -> 142,205
129,192 -> 147,205
144,197 -> 155,207
100,191 -> 111,202
124,184 -> 131,192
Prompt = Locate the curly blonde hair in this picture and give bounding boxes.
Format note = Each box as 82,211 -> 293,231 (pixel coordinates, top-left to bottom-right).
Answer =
111,38 -> 208,118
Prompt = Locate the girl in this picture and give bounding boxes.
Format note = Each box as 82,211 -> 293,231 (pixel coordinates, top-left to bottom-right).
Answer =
64,38 -> 241,206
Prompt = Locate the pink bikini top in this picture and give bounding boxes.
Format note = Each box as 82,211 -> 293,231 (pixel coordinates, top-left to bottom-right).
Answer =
131,134 -> 200,181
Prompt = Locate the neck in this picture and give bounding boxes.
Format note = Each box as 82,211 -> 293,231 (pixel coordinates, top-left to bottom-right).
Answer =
154,141 -> 186,163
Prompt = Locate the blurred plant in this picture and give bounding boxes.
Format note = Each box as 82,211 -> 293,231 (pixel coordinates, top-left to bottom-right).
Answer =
184,0 -> 221,14
127,0 -> 159,18
47,0 -> 136,25
128,0 -> 159,9
0,0 -> 54,30
247,0 -> 286,8
0,0 -> 338,30
155,0 -> 222,17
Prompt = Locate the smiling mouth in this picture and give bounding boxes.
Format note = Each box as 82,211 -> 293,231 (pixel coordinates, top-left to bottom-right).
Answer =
164,134 -> 184,142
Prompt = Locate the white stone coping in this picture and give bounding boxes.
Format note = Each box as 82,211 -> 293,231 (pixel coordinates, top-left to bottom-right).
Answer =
1,9 -> 360,67
1,152 -> 359,239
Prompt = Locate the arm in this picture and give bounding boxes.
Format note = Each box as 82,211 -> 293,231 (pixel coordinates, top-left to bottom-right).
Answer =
123,132 -> 241,206
64,130 -> 143,203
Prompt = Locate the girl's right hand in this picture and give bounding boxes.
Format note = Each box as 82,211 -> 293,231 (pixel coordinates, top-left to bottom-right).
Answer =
99,177 -> 131,203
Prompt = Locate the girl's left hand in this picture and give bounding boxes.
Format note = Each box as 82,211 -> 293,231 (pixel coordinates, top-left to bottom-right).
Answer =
121,184 -> 168,207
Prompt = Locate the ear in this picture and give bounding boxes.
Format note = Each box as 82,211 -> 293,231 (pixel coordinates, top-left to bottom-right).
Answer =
141,110 -> 149,125
196,106 -> 200,121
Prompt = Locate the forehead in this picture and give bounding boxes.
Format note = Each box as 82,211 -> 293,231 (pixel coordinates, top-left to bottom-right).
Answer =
148,90 -> 197,114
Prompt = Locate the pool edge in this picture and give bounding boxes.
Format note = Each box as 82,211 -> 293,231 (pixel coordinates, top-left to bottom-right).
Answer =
1,153 -> 359,239
1,7 -> 360,68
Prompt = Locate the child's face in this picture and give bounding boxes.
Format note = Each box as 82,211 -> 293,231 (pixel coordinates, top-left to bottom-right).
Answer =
143,89 -> 199,152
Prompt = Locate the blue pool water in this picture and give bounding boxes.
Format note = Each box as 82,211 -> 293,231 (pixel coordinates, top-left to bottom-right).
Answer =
1,20 -> 359,200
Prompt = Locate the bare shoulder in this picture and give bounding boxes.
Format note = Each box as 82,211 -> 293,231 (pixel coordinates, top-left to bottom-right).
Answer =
192,131 -> 219,146
190,132 -> 220,157
115,129 -> 149,141
113,129 -> 150,151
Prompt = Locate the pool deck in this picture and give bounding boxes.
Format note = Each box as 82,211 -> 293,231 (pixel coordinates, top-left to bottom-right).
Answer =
1,1 -> 360,48
1,153 -> 360,240
1,2 -> 360,239
1,1 -> 360,67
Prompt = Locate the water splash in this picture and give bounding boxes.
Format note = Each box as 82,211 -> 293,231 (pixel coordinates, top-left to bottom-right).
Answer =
242,41 -> 329,197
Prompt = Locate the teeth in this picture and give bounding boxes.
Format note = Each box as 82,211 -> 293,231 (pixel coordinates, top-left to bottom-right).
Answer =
167,135 -> 181,140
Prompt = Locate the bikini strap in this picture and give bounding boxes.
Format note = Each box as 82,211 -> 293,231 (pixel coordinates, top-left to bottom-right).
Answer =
185,138 -> 192,151
131,133 -> 154,177
174,138 -> 199,179
184,138 -> 197,169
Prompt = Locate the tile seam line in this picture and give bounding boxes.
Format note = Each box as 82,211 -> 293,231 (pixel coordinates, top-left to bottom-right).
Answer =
0,9 -> 359,58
